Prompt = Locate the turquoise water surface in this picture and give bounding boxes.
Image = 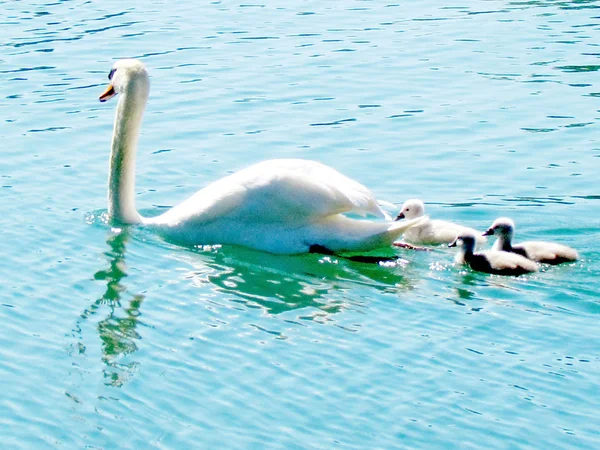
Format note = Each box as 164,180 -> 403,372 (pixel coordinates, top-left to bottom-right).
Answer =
1,0 -> 599,448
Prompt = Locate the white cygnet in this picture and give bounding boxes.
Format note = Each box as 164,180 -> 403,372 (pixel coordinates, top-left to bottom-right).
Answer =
483,217 -> 579,265
395,199 -> 486,246
449,232 -> 539,276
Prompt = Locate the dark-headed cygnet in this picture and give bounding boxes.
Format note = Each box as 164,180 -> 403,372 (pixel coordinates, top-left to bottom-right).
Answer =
449,232 -> 538,276
395,199 -> 487,246
483,217 -> 578,265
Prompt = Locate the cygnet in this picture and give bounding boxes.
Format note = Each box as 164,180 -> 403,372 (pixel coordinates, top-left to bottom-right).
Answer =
449,232 -> 538,276
395,199 -> 486,246
483,217 -> 578,265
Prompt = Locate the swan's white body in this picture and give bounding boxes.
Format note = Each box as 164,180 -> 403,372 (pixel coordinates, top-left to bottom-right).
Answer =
396,199 -> 486,246
99,59 -> 425,254
484,218 -> 578,265
450,233 -> 538,276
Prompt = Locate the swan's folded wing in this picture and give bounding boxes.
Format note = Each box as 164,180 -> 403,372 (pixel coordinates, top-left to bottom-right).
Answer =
522,241 -> 568,261
237,159 -> 387,221
152,159 -> 386,226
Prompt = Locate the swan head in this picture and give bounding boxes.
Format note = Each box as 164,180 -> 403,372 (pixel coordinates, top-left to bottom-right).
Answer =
395,198 -> 425,221
99,59 -> 150,103
483,217 -> 515,239
448,232 -> 477,253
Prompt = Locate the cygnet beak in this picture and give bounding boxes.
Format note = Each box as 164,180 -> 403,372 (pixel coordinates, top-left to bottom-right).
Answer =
394,212 -> 405,221
482,228 -> 493,237
448,238 -> 458,248
99,83 -> 116,102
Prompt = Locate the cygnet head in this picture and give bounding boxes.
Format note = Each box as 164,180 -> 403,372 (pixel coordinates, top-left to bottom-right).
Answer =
99,59 -> 150,103
448,232 -> 477,253
395,199 -> 425,221
483,217 -> 515,238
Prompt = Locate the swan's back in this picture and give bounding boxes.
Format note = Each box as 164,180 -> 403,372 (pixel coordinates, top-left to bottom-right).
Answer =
469,250 -> 539,276
509,241 -> 579,265
405,219 -> 486,246
148,159 -> 387,226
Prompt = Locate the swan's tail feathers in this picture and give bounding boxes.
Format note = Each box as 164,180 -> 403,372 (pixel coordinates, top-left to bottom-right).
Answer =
386,215 -> 429,240
349,214 -> 428,252
376,199 -> 397,221
310,214 -> 430,254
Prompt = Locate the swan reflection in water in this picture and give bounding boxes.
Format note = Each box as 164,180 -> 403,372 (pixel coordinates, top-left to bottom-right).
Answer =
74,230 -> 144,387
75,227 -> 416,386
172,244 -> 416,317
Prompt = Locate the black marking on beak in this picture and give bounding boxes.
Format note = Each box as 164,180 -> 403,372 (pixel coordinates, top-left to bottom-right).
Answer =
394,212 -> 405,221
99,84 -> 116,102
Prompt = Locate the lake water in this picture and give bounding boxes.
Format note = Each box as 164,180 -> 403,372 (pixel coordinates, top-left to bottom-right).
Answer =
1,0 -> 599,448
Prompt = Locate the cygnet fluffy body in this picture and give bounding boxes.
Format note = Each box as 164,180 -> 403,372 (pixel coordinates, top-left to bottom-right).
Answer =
395,199 -> 486,246
484,217 -> 578,265
449,232 -> 538,276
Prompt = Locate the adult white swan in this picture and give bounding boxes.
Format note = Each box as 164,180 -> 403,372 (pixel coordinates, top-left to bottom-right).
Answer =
98,59 -> 425,255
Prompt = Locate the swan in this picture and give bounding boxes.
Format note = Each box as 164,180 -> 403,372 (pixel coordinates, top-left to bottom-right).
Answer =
449,232 -> 538,276
394,199 -> 487,246
98,59 -> 426,255
483,217 -> 579,265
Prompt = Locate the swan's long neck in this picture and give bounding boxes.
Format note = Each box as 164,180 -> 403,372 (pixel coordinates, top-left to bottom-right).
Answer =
108,81 -> 148,224
454,242 -> 473,265
497,231 -> 513,251
462,240 -> 476,260
463,246 -> 474,259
